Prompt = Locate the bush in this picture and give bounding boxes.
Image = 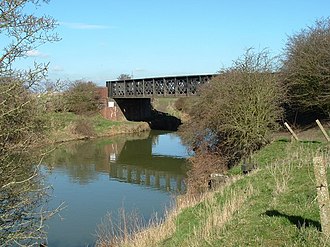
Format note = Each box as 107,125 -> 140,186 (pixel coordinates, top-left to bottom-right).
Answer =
71,118 -> 96,137
64,80 -> 100,115
282,18 -> 330,120
186,151 -> 227,193
0,78 -> 45,150
181,49 -> 285,167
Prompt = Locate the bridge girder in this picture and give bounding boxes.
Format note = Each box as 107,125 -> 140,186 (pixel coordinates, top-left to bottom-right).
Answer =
106,74 -> 217,98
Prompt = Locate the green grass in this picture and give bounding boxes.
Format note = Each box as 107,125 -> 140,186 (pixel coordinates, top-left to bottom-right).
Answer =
213,143 -> 326,247
45,112 -> 119,130
92,114 -> 121,134
159,140 -> 330,247
43,112 -> 149,142
152,98 -> 183,118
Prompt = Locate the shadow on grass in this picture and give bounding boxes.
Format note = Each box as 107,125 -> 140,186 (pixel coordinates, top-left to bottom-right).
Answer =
264,210 -> 321,231
276,138 -> 322,144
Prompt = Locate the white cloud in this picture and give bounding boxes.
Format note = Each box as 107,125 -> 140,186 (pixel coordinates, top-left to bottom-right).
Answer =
61,22 -> 112,30
26,50 -> 48,58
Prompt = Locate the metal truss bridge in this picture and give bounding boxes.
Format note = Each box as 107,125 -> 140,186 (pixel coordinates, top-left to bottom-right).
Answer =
106,74 -> 217,98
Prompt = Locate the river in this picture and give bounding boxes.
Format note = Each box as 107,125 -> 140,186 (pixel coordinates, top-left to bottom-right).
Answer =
42,130 -> 190,246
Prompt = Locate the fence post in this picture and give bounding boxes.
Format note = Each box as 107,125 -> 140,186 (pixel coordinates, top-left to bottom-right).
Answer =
313,156 -> 330,237
284,122 -> 299,141
316,119 -> 330,142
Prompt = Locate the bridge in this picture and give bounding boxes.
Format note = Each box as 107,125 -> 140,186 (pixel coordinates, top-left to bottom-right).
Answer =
106,74 -> 216,98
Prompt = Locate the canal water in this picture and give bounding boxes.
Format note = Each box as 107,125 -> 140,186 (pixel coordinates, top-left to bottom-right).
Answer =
42,130 -> 190,246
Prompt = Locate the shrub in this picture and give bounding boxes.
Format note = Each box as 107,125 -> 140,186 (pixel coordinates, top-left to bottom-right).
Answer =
64,80 -> 100,115
186,151 -> 227,193
282,18 -> 330,120
0,78 -> 45,150
71,118 -> 96,137
181,49 -> 285,167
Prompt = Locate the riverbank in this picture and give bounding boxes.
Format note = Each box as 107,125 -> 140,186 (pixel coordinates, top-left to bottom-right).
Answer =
44,112 -> 150,144
96,127 -> 330,246
43,98 -> 187,144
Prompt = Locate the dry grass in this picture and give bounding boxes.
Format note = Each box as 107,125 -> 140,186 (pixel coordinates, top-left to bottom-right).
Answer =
96,208 -> 173,247
267,143 -> 321,203
96,193 -> 209,247
185,183 -> 255,247
96,175 -> 246,247
186,152 -> 228,193
267,160 -> 293,197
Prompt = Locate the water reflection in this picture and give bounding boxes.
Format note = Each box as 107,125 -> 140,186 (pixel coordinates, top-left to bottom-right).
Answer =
43,131 -> 189,246
45,131 -> 187,192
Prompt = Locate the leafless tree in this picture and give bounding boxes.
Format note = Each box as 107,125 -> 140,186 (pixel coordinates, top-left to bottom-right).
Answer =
0,0 -> 60,245
180,49 -> 285,169
282,17 -> 330,119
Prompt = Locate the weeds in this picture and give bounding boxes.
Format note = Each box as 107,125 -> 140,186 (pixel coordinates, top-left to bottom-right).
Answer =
186,152 -> 228,193
268,160 -> 293,197
71,117 -> 96,137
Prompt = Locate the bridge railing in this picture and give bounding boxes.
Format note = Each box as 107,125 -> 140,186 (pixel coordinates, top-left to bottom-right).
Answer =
106,74 -> 216,98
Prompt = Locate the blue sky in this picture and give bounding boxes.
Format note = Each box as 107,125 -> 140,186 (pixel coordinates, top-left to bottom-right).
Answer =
17,0 -> 330,85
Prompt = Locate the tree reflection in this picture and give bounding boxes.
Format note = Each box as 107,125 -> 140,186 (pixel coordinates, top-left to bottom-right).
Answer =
43,132 -> 188,192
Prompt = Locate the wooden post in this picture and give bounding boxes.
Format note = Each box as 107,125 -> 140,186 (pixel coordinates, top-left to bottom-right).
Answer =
284,122 -> 299,141
313,156 -> 330,236
316,119 -> 330,142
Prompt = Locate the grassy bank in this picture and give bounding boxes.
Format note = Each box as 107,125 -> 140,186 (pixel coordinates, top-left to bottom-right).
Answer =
165,141 -> 328,247
97,134 -> 330,246
152,98 -> 189,122
44,112 -> 150,143
44,98 -> 186,144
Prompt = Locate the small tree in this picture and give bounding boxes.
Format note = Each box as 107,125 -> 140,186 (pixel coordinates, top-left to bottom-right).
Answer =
181,49 -> 285,168
282,18 -> 330,119
0,0 -> 60,245
117,73 -> 132,80
64,80 -> 100,115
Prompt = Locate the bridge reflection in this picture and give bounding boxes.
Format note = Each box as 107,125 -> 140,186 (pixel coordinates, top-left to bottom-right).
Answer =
109,163 -> 185,192
107,131 -> 187,192
44,131 -> 188,193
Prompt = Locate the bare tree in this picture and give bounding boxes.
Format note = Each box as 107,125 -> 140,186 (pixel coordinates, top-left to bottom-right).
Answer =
180,49 -> 285,169
282,18 -> 330,119
0,0 -> 60,245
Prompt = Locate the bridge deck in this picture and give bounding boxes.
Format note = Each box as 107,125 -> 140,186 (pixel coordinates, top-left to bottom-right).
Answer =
106,74 -> 216,98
